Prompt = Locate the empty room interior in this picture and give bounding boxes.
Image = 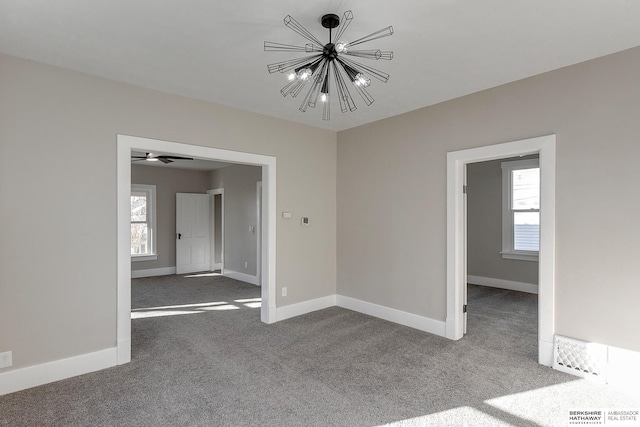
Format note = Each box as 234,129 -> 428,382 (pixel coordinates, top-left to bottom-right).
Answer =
1,1 -> 640,426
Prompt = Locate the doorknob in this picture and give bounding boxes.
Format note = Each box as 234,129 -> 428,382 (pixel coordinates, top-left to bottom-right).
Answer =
177,233 -> 182,240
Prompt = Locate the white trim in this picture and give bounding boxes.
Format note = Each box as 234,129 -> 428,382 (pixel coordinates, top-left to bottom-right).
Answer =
256,181 -> 262,286
0,348 -> 117,396
131,267 -> 177,278
118,134 -> 278,367
447,134 -> 556,366
207,188 -> 224,273
467,275 -> 538,294
501,158 -> 540,258
131,254 -> 158,262
500,251 -> 538,262
224,269 -> 259,286
337,295 -> 447,337
607,345 -> 640,389
276,295 -> 337,322
131,184 -> 157,259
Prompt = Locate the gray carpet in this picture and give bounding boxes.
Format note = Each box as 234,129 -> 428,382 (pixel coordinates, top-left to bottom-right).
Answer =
1,277 -> 637,426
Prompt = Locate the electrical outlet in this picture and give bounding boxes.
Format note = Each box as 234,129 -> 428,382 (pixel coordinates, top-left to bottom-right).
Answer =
0,351 -> 12,369
282,287 -> 287,297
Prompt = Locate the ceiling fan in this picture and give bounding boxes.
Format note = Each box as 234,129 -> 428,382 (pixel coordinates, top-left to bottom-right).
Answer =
131,153 -> 194,164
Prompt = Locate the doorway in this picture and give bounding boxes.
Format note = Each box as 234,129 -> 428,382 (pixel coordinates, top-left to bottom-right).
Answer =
446,134 -> 556,366
117,134 -> 277,365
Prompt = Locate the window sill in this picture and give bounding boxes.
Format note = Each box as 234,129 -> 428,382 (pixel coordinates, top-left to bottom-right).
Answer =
131,254 -> 158,262
501,251 -> 538,262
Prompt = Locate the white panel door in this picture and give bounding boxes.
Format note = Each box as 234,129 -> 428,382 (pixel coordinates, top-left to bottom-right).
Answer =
176,193 -> 210,274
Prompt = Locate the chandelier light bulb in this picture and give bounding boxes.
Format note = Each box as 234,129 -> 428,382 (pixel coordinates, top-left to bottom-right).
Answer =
335,40 -> 348,53
320,93 -> 328,103
354,73 -> 371,88
297,68 -> 312,81
287,72 -> 296,81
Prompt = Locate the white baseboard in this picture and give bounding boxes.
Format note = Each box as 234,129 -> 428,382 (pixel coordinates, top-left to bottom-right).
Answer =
605,345 -> 640,388
0,347 -> 117,396
276,295 -> 337,322
336,295 -> 447,337
467,275 -> 538,294
131,267 -> 176,278
539,339 -> 553,367
223,269 -> 259,286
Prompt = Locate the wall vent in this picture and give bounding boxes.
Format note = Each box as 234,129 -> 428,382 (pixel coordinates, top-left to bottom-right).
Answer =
553,335 -> 608,382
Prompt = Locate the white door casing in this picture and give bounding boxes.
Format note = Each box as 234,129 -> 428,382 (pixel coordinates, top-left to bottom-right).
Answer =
446,134 -> 556,367
207,188 -> 224,272
117,134 -> 277,366
176,193 -> 211,274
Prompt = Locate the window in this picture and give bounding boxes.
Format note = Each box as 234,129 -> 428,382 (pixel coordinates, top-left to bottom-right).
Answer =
131,184 -> 157,261
501,159 -> 539,261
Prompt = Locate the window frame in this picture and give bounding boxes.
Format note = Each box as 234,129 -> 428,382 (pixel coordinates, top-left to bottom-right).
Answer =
501,158 -> 539,261
131,184 -> 157,262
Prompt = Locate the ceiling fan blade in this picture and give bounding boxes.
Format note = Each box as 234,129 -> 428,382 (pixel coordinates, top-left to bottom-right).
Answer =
161,156 -> 194,161
131,159 -> 147,162
131,156 -> 147,159
158,157 -> 173,164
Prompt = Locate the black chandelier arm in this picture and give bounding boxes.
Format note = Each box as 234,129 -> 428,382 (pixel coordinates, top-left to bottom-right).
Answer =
344,49 -> 394,61
299,66 -> 323,112
322,63 -> 332,120
337,56 -> 390,83
302,61 -> 331,111
332,61 -> 357,113
284,15 -> 324,47
334,10 -> 354,42
267,54 -> 322,74
264,41 -> 323,53
346,26 -> 394,47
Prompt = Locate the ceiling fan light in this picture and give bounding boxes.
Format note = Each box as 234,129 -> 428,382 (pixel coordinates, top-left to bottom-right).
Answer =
146,157 -> 159,162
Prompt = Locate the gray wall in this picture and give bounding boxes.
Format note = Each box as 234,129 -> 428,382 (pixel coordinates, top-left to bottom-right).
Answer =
466,157 -> 538,285
337,47 -> 640,352
210,164 -> 262,276
0,53 -> 337,371
130,164 -> 212,271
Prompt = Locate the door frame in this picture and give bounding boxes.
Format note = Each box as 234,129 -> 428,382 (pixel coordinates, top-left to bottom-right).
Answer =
256,181 -> 262,286
446,134 -> 556,366
117,134 -> 277,365
207,188 -> 224,273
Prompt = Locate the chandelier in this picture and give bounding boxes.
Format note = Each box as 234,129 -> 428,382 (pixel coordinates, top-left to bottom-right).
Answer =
265,11 -> 393,120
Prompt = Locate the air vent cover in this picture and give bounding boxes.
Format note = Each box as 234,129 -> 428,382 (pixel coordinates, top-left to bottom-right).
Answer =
553,335 -> 607,382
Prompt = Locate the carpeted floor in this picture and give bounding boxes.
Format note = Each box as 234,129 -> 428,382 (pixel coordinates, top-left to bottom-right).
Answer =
1,276 -> 637,426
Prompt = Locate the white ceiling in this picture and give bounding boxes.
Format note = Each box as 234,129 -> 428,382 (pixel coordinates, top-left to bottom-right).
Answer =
2,1 -> 640,132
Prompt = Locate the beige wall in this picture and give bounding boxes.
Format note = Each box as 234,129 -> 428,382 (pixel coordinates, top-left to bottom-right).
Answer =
131,164 -> 212,271
210,164 -> 262,276
337,47 -> 640,352
0,53 -> 337,371
466,157 -> 538,285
